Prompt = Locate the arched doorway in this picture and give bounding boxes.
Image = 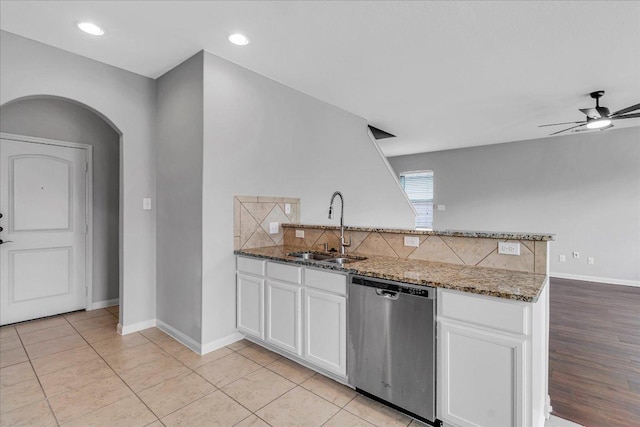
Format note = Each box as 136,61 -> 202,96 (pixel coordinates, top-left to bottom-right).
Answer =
0,96 -> 122,322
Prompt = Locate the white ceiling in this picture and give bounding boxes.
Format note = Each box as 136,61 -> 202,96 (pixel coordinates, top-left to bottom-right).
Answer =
1,1 -> 639,156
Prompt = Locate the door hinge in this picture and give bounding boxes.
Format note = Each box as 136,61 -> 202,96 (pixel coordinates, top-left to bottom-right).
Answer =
85,223 -> 88,234
85,162 -> 88,173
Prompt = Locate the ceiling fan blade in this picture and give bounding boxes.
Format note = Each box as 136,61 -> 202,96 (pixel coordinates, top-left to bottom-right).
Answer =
579,108 -> 600,119
611,103 -> 640,116
611,112 -> 640,120
539,120 -> 585,127
550,123 -> 586,136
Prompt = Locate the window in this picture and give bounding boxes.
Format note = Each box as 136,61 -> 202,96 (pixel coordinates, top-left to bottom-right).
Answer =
400,171 -> 433,229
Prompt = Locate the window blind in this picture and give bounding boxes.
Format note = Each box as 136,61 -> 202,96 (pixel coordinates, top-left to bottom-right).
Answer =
400,171 -> 433,229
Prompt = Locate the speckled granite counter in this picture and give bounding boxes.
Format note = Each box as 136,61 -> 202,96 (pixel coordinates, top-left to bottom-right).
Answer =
234,245 -> 548,303
281,224 -> 555,241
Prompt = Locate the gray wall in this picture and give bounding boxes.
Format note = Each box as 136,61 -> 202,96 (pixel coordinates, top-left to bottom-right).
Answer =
156,52 -> 204,342
388,127 -> 640,284
201,51 -> 415,346
1,31 -> 157,327
0,98 -> 120,303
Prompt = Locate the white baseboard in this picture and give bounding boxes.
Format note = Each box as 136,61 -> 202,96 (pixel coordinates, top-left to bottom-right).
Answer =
545,415 -> 583,427
90,298 -> 119,310
118,319 -> 156,335
200,331 -> 245,355
550,272 -> 640,287
156,320 -> 201,354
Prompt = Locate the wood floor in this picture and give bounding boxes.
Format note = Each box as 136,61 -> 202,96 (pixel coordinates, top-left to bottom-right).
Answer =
549,277 -> 640,427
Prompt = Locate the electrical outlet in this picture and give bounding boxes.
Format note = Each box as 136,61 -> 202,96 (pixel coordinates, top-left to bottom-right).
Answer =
295,229 -> 304,238
588,257 -> 595,265
498,241 -> 520,256
269,222 -> 279,234
437,205 -> 446,211
572,251 -> 580,259
285,203 -> 291,214
143,198 -> 152,211
404,236 -> 420,247
559,255 -> 566,263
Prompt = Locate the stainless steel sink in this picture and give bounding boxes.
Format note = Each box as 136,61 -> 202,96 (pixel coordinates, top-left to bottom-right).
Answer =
287,252 -> 365,265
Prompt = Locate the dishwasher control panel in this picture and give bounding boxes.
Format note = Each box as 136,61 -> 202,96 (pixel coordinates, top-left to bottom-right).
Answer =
351,276 -> 433,298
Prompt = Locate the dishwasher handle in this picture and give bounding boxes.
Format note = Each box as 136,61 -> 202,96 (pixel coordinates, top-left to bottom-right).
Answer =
375,288 -> 399,300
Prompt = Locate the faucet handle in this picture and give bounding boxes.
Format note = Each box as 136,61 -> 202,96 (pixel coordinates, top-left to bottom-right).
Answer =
341,235 -> 351,247
323,243 -> 329,252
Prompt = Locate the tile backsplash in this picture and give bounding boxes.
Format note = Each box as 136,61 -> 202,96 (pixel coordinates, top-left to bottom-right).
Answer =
283,226 -> 548,274
234,196 -> 300,250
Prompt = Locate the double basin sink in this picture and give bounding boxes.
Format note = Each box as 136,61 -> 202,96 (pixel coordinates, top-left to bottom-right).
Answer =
287,251 -> 366,266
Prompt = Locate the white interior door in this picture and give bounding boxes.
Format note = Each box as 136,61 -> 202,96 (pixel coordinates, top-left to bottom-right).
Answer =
0,138 -> 87,325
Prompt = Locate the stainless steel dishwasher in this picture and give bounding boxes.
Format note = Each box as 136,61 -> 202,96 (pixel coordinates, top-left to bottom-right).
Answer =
348,275 -> 440,426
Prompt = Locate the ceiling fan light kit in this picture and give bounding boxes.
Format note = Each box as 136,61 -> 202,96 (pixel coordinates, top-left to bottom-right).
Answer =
539,90 -> 640,136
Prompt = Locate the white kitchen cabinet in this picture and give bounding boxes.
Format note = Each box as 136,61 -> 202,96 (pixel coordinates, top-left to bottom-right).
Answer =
437,286 -> 550,427
266,279 -> 302,355
304,288 -> 347,376
236,273 -> 264,339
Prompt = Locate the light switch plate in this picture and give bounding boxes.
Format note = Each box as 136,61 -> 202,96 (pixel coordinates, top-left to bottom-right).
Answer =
143,198 -> 152,211
285,203 -> 291,214
295,229 -> 304,238
269,222 -> 279,234
404,236 -> 420,247
437,205 -> 446,211
498,241 -> 520,256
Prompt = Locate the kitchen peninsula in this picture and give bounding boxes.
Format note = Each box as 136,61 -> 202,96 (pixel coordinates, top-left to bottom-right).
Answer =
235,223 -> 554,427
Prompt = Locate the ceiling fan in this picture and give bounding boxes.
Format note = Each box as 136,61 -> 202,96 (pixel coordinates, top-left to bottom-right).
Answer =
539,91 -> 640,136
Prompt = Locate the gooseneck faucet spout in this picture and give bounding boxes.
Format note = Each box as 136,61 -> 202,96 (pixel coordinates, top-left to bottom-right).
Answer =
328,191 -> 350,255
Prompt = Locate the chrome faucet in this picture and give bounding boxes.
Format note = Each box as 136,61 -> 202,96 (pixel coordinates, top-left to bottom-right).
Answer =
328,191 -> 351,255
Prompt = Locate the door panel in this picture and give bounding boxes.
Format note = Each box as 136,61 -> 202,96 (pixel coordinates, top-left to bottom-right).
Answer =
1,138 -> 87,325
237,273 -> 264,339
304,289 -> 346,376
266,280 -> 301,355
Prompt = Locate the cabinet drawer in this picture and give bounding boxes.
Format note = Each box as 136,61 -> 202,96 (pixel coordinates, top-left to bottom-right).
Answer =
269,262 -> 302,284
305,268 -> 347,295
439,290 -> 528,335
237,257 -> 265,276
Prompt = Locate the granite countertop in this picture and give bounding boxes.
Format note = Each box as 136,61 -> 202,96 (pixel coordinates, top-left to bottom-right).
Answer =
281,224 -> 555,241
234,245 -> 548,303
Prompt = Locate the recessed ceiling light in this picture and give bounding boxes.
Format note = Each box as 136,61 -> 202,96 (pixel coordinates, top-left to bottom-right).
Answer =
228,33 -> 249,46
77,22 -> 104,36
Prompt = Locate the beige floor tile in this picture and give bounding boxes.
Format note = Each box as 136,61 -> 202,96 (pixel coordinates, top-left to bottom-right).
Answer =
323,409 -> 376,427
227,339 -> 253,352
301,373 -> 357,407
0,361 -> 36,388
173,346 -> 233,369
0,335 -> 23,351
0,346 -> 28,368
161,389 -> 251,427
256,386 -> 340,427
0,378 -> 45,413
79,325 -> 121,343
144,422 -> 163,427
39,358 -> 114,397
0,399 -> 56,427
196,353 -> 261,388
90,332 -> 150,357
102,342 -> 167,373
233,414 -> 270,427
138,372 -> 216,418
61,395 -> 157,427
237,344 -> 281,366
105,305 -> 119,315
48,374 -> 133,424
0,326 -> 17,339
15,316 -> 67,335
31,344 -> 99,376
119,355 -> 189,392
408,419 -> 429,426
138,327 -> 169,342
222,367 -> 296,412
64,308 -> 111,323
266,357 -> 315,384
25,333 -> 86,360
19,323 -> 78,346
344,395 -> 412,427
71,314 -> 118,332
152,335 -> 187,354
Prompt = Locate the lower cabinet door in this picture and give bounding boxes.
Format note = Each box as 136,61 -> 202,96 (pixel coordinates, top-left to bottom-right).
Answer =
304,289 -> 347,376
266,280 -> 302,355
237,274 -> 264,339
438,320 -> 525,427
